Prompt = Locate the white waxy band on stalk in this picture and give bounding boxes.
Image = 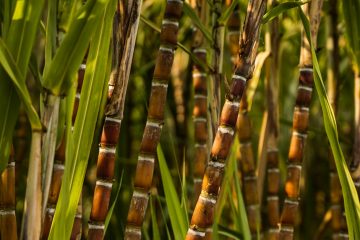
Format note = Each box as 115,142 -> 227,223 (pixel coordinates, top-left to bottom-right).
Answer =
194,94 -> 207,99
152,82 -> 168,88
218,126 -> 234,136
267,196 -> 279,201
298,85 -> 313,92
195,143 -> 207,148
162,19 -> 179,27
159,46 -> 174,53
133,190 -> 149,199
232,74 -> 247,83
200,194 -> 217,204
0,209 -> 16,215
108,85 -> 115,91
248,204 -> 259,210
288,164 -> 302,170
285,199 -> 299,205
225,99 -> 240,108
89,223 -> 105,230
269,228 -> 279,233
355,181 -> 360,187
8,161 -> 15,167
244,175 -> 256,181
146,120 -> 162,129
125,226 -> 141,235
208,160 -> 225,169
46,207 -> 55,214
296,106 -> 309,112
80,63 -> 86,70
192,72 -> 207,78
138,155 -> 155,163
299,67 -> 313,73
194,117 -> 207,122
228,30 -> 240,35
267,168 -> 280,173
193,48 -> 207,54
267,148 -> 278,153
96,180 -> 113,189
99,146 -> 116,154
194,178 -> 202,183
206,228 -> 213,233
105,116 -> 122,124
187,228 -> 205,237
293,131 -> 307,138
281,226 -> 294,233
75,213 -> 82,218
75,93 -> 81,99
54,163 -> 65,171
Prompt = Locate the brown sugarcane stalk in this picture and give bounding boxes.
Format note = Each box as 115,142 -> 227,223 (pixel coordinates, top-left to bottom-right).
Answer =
279,1 -> 323,239
186,0 -> 267,239
190,0 -> 209,209
265,0 -> 280,238
0,148 -> 17,240
326,0 -> 348,238
88,1 -> 143,239
228,2 -> 261,237
124,1 -> 183,239
42,60 -> 86,240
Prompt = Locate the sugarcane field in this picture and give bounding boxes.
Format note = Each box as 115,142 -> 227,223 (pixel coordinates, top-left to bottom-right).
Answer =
1,0 -> 360,239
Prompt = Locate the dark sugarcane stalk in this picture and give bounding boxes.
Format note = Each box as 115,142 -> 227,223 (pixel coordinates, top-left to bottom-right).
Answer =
190,0 -> 209,209
124,1 -> 183,239
42,60 -> 86,240
279,1 -> 323,239
265,0 -> 280,238
88,1 -> 143,239
0,148 -> 17,240
186,0 -> 267,239
236,95 -> 262,238
326,0 -> 348,238
209,0 -> 224,138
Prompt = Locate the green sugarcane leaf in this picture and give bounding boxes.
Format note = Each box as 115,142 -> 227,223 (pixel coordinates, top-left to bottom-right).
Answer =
299,8 -> 360,239
262,1 -> 309,24
151,196 -> 161,240
0,0 -> 45,172
49,0 -> 115,238
42,0 -> 110,95
0,39 -> 41,131
218,0 -> 239,24
157,145 -> 188,239
182,2 -> 213,44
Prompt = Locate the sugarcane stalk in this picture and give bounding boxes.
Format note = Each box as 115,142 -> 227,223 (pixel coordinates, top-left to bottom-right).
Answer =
186,0 -> 267,239
189,0 -> 209,209
124,1 -> 183,239
326,0 -> 348,238
209,0 -> 225,138
88,1 -> 143,239
0,148 -> 17,240
264,0 -> 280,238
279,1 -> 323,239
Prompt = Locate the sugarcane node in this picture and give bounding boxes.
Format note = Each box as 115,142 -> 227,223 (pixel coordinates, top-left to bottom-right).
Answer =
210,127 -> 234,159
285,165 -> 302,198
220,101 -> 239,126
267,169 -> 280,194
194,147 -> 208,175
148,85 -> 168,120
246,205 -> 260,233
90,184 -> 112,221
160,22 -> 179,45
279,227 -> 294,240
96,151 -> 116,180
153,49 -> 175,80
229,75 -> 247,99
100,121 -> 121,146
292,108 -> 309,132
202,164 -> 224,196
164,1 -> 183,19
193,76 -> 207,95
280,199 -> 299,226
194,121 -> 208,142
88,228 -> 105,240
237,115 -> 252,140
331,206 -> 343,232
244,177 -> 259,204
299,67 -> 314,86
288,134 -> 306,163
48,169 -> 63,204
190,197 -> 215,228
71,217 -> 82,240
134,158 -> 155,190
267,198 -> 280,227
267,150 -> 279,167
139,124 -> 162,153
194,50 -> 207,62
295,87 -> 313,107
126,191 -> 149,225
193,97 -> 207,117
